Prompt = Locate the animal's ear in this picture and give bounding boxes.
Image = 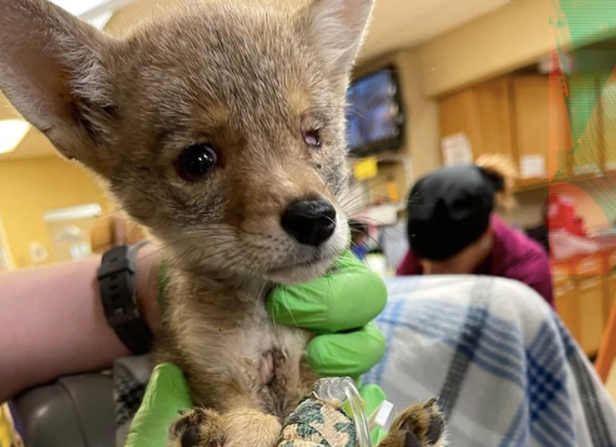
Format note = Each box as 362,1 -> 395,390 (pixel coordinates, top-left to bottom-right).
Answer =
0,0 -> 116,170
305,0 -> 375,79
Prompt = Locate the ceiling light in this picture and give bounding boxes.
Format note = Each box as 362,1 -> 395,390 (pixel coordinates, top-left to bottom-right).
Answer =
0,120 -> 31,154
49,0 -> 136,18
49,0 -> 139,30
49,0 -> 115,16
87,11 -> 114,30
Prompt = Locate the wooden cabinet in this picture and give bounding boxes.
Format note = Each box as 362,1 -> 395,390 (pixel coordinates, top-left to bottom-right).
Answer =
553,255 -> 613,356
437,72 -> 616,188
511,77 -> 551,188
597,74 -> 616,174
439,90 -> 473,141
568,74 -> 603,177
439,75 -> 563,190
555,275 -> 579,338
439,78 -> 515,163
602,248 -> 616,324
572,275 -> 605,354
569,255 -> 606,355
603,270 -> 616,325
469,79 -> 515,160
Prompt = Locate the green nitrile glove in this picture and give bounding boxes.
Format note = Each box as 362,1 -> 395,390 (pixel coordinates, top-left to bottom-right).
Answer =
127,251 -> 389,446
361,383 -> 388,445
267,250 -> 389,443
266,250 -> 387,377
125,365 -> 388,447
124,363 -> 193,447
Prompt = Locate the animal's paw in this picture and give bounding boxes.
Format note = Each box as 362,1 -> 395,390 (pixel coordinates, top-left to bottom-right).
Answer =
168,407 -> 226,447
378,398 -> 446,447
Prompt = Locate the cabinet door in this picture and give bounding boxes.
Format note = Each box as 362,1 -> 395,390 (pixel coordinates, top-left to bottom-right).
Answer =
573,276 -> 605,354
438,90 -> 475,164
512,76 -> 551,186
599,74 -> 616,173
469,78 -> 515,160
439,89 -> 473,138
555,280 -> 579,339
439,79 -> 514,163
568,74 -> 602,177
604,271 -> 616,325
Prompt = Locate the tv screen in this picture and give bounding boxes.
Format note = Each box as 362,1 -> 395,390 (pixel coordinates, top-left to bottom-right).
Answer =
346,66 -> 404,157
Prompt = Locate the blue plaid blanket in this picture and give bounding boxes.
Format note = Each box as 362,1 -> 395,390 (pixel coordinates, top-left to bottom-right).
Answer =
365,275 -> 616,447
114,275 -> 616,446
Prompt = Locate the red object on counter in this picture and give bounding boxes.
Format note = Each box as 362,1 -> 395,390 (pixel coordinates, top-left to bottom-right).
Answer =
548,193 -> 588,238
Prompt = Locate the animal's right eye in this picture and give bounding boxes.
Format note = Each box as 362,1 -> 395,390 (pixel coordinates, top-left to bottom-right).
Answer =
175,143 -> 219,182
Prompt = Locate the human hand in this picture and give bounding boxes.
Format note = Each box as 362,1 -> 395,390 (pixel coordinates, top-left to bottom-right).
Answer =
127,251 -> 389,447
266,250 -> 388,443
266,250 -> 387,378
124,363 -> 192,447
126,365 -> 388,447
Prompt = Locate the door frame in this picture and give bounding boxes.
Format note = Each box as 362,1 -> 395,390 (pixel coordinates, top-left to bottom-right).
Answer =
0,212 -> 14,271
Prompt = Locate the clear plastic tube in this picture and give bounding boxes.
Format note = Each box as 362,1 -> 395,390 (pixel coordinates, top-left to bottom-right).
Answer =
314,377 -> 373,447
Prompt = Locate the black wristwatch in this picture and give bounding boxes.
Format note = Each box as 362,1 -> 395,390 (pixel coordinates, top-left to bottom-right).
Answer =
98,241 -> 153,355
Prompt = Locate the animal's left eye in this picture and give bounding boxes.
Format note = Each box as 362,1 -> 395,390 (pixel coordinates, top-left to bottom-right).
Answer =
302,129 -> 322,149
175,143 -> 219,182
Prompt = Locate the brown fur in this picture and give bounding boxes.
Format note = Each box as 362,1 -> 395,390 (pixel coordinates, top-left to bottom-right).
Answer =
0,0 -> 445,445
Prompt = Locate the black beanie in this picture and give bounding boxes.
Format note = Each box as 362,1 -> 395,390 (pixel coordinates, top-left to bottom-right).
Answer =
406,165 -> 503,261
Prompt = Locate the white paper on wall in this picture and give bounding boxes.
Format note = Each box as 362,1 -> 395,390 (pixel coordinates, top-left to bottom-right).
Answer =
441,133 -> 472,167
520,154 -> 546,178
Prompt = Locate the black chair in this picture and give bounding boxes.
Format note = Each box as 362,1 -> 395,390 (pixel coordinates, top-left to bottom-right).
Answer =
13,373 -> 115,447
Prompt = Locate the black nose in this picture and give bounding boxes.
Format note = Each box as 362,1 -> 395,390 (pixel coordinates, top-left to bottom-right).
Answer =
281,198 -> 337,247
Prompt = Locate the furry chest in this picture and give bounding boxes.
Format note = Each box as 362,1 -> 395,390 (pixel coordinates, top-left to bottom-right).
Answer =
178,306 -> 309,413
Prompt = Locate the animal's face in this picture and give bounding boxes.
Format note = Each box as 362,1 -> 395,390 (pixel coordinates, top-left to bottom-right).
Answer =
0,0 -> 375,283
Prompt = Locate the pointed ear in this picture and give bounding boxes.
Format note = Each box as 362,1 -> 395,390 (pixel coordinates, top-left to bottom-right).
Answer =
305,0 -> 375,79
0,0 -> 116,169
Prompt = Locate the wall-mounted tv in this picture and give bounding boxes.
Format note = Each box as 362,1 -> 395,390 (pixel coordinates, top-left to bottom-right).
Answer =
346,65 -> 405,158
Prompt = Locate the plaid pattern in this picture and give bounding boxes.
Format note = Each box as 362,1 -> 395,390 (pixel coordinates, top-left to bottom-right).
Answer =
364,275 -> 616,447
113,355 -> 154,447
114,276 -> 616,446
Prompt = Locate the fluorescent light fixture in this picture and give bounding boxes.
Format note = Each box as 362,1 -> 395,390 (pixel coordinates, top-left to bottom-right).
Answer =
49,0 -> 137,25
87,10 -> 114,30
44,204 -> 102,222
50,0 -> 110,16
50,0 -> 124,17
0,119 -> 30,154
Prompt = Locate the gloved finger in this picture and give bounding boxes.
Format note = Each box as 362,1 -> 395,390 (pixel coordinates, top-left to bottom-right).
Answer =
267,251 -> 387,333
124,363 -> 193,447
305,323 -> 385,377
361,383 -> 386,416
360,384 -> 388,446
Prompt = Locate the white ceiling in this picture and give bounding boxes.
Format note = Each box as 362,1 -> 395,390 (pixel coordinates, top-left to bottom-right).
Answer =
0,0 -> 510,161
361,0 -> 511,61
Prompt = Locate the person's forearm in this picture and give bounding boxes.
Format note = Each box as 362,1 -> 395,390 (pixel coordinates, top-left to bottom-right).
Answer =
0,245 -> 161,402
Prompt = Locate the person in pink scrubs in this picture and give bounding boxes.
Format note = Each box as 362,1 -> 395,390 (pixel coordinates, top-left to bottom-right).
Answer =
397,157 -> 554,307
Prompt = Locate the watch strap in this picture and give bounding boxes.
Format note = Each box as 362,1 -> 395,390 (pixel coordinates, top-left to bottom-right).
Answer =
98,241 -> 153,355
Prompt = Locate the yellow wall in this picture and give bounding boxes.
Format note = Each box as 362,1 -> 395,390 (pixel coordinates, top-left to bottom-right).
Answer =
0,156 -> 111,269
